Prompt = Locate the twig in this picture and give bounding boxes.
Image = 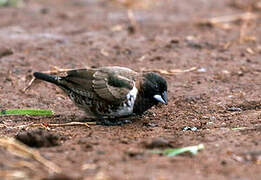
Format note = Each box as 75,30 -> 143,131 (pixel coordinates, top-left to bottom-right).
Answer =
0,170 -> 28,179
11,122 -> 95,130
198,12 -> 257,26
0,137 -> 61,173
23,77 -> 37,92
44,122 -> 95,128
231,124 -> 261,131
127,9 -> 140,33
11,161 -> 37,171
142,67 -> 197,75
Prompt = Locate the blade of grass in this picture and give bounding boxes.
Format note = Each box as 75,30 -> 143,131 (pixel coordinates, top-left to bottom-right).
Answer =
152,144 -> 204,157
0,109 -> 53,116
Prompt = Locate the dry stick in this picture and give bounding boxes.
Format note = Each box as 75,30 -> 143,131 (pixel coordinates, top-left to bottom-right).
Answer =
44,122 -> 95,128
232,124 -> 261,131
0,137 -> 61,173
198,12 -> 257,25
12,121 -> 95,130
19,116 -> 137,129
0,170 -> 28,179
239,11 -> 255,44
19,117 -> 140,129
23,77 -> 36,92
142,67 -> 197,75
127,9 -> 140,32
12,161 -> 36,171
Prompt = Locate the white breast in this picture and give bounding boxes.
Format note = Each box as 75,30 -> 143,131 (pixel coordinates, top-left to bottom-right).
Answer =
109,84 -> 138,117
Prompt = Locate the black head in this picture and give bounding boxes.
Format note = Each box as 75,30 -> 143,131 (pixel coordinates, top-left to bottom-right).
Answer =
143,72 -> 168,105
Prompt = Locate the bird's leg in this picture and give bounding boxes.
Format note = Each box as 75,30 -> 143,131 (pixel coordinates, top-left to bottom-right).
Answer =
78,116 -> 97,125
96,116 -> 132,126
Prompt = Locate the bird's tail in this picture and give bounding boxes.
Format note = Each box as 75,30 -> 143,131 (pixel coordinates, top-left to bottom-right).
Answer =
33,72 -> 61,85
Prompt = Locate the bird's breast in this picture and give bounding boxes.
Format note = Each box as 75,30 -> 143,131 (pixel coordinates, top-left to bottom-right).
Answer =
104,84 -> 138,117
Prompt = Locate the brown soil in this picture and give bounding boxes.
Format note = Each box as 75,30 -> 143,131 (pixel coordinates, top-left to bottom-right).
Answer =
1,0 -> 261,179
15,129 -> 61,147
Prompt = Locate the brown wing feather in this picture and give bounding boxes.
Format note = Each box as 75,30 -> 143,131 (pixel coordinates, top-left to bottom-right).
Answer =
92,67 -> 138,103
59,67 -> 138,103
59,69 -> 95,97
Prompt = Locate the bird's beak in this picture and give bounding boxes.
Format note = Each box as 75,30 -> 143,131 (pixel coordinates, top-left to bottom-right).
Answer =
153,91 -> 168,105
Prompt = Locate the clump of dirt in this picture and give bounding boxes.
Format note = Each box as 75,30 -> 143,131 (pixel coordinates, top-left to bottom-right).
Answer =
15,128 -> 60,148
143,137 -> 173,149
0,46 -> 13,58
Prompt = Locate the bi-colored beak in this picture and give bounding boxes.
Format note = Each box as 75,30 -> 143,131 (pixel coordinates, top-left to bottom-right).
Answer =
153,91 -> 168,105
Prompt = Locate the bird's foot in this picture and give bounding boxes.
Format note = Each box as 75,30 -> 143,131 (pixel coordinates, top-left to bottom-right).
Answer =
96,118 -> 132,126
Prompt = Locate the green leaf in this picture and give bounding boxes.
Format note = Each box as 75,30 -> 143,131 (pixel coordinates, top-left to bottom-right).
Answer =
0,0 -> 23,7
0,109 -> 54,116
0,0 -> 6,6
151,144 -> 204,157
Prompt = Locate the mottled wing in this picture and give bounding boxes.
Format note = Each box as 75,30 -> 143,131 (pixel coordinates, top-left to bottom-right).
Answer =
59,67 -> 138,103
59,69 -> 95,97
92,67 -> 138,103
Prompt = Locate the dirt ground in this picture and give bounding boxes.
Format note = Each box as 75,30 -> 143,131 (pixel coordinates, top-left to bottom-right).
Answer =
1,0 -> 261,179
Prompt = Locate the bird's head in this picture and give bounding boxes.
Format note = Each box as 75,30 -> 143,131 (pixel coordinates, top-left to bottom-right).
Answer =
142,72 -> 168,105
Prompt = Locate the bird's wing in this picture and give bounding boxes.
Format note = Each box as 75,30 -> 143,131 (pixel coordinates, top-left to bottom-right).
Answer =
59,69 -> 95,97
92,67 -> 138,103
60,67 -> 138,103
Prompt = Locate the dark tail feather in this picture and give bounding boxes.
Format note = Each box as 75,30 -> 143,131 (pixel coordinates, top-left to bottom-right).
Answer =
33,72 -> 61,85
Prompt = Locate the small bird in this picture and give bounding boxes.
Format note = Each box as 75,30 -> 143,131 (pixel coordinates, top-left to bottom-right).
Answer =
33,66 -> 168,125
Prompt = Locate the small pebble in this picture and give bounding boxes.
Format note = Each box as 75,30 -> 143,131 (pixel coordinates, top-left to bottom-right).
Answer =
197,67 -> 206,73
227,107 -> 242,111
0,47 -> 13,58
210,116 -> 216,121
143,122 -> 158,128
183,126 -> 198,131
145,137 -> 172,149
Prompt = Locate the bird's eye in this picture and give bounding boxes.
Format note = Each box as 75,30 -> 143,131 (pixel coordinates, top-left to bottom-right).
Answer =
154,84 -> 159,89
